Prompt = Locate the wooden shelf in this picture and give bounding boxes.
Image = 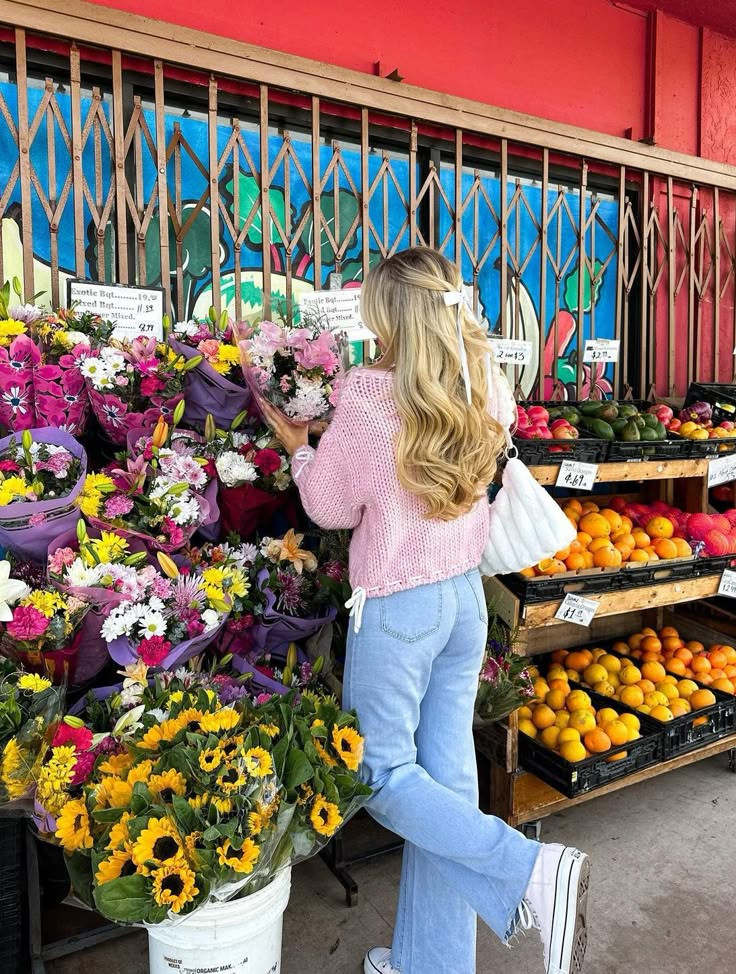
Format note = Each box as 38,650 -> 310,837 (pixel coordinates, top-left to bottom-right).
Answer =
489,733 -> 736,828
529,457 -> 709,486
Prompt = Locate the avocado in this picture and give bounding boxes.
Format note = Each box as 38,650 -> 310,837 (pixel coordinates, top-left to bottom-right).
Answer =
654,421 -> 666,440
581,417 -> 615,440
642,413 -> 659,429
621,420 -> 641,441
634,415 -> 647,429
640,427 -> 658,441
618,404 -> 638,418
611,417 -> 628,434
597,403 -> 619,422
579,401 -> 605,416
560,407 -> 581,424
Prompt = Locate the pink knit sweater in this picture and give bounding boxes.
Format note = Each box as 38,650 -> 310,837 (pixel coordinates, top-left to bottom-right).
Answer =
292,367 -> 489,598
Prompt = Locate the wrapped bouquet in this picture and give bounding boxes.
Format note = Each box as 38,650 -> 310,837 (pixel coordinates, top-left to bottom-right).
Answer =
82,337 -> 198,444
475,613 -> 535,723
168,309 -> 250,429
237,319 -> 343,422
0,428 -> 86,562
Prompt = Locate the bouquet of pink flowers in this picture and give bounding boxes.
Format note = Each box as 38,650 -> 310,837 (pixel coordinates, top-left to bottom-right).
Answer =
237,319 -> 343,422
81,337 -> 198,444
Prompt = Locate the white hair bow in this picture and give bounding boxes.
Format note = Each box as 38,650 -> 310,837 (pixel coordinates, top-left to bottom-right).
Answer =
443,289 -> 474,405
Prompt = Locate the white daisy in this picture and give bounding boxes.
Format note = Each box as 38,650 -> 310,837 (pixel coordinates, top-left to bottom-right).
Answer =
137,610 -> 168,639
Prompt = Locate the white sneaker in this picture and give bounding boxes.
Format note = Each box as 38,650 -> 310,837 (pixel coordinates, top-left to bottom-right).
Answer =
514,844 -> 589,974
364,947 -> 400,973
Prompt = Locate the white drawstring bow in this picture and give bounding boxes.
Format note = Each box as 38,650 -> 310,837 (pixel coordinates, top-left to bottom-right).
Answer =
443,289 -> 474,406
345,586 -> 367,634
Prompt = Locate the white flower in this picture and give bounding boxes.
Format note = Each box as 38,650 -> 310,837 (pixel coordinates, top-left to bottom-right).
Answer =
66,330 -> 90,347
201,609 -> 220,631
147,708 -> 168,723
167,494 -> 200,526
283,377 -> 327,421
159,453 -> 208,489
120,683 -> 145,708
80,358 -> 113,389
173,320 -> 200,337
215,452 -> 258,487
65,560 -> 104,588
137,610 -> 167,639
101,602 -> 147,641
99,347 -> 126,371
237,543 -> 258,565
0,560 -> 29,622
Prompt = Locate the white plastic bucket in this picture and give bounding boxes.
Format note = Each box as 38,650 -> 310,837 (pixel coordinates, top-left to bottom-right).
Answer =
147,866 -> 292,974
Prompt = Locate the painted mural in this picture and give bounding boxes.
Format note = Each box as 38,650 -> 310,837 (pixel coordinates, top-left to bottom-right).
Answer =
0,81 -> 618,398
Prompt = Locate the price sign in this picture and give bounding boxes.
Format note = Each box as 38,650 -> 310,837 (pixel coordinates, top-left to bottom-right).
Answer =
583,339 -> 620,364
708,453 -> 736,488
555,593 -> 599,627
67,280 -> 164,341
299,289 -> 374,342
489,338 -> 533,365
555,460 -> 598,491
718,570 -> 736,598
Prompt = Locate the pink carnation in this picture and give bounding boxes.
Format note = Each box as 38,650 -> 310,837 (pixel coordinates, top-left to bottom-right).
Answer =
6,605 -> 50,640
0,459 -> 21,473
162,517 -> 185,547
104,495 -> 134,518
138,635 -> 172,666
53,722 -> 93,751
70,750 -> 96,786
29,513 -> 47,526
49,547 -> 77,575
197,338 -> 221,361
140,375 -> 165,397
255,693 -> 273,705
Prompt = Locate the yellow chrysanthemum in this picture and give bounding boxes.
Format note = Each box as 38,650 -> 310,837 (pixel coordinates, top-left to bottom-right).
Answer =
331,726 -> 365,772
38,744 -> 77,794
93,776 -> 133,810
77,473 -> 116,518
0,737 -> 34,798
17,673 -> 52,692
0,476 -> 30,504
97,753 -> 133,777
243,747 -> 273,778
226,568 -> 249,599
200,708 -> 240,734
126,759 -> 154,785
0,319 -> 27,346
22,590 -> 66,618
90,531 -> 129,564
55,798 -> 93,852
132,817 -> 184,871
151,861 -> 199,912
216,838 -> 260,875
149,768 -> 187,803
106,811 -> 133,850
96,845 -> 136,884
310,795 -> 343,837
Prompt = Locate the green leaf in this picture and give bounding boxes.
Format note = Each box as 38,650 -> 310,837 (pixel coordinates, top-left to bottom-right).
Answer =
172,795 -> 197,835
223,170 -> 289,249
66,852 -> 94,908
93,874 -> 151,924
284,748 -> 314,790
92,807 -> 128,824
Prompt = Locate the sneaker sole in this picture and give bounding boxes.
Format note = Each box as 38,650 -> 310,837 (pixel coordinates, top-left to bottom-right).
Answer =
364,952 -> 394,974
548,848 -> 589,974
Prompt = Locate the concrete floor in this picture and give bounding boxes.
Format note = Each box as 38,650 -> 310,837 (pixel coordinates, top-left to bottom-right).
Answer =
48,754 -> 736,974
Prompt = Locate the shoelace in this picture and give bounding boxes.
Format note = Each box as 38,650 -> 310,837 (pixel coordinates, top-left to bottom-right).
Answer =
515,898 -> 538,933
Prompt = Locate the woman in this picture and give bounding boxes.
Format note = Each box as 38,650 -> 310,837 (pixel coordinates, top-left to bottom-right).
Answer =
259,247 -> 589,974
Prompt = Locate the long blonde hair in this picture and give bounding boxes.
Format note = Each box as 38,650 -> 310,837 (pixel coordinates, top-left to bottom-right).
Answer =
360,247 -> 504,521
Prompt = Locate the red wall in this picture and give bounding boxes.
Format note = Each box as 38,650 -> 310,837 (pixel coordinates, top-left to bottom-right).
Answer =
87,0 -> 736,167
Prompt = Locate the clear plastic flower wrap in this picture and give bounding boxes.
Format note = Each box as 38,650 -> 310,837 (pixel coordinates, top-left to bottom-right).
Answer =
47,671 -> 370,926
0,660 -> 65,805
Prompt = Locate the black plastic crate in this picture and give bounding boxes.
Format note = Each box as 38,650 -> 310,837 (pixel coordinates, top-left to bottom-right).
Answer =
518,684 -> 662,798
0,815 -> 26,974
513,436 -> 610,466
684,382 -> 736,425
606,436 -> 695,462
666,429 -> 736,458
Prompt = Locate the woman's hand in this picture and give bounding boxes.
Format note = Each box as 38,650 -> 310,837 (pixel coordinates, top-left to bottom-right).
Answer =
257,398 -> 310,456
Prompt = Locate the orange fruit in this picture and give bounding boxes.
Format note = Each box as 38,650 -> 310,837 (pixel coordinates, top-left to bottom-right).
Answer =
519,718 -> 538,737
723,645 -> 736,664
627,633 -> 644,651
566,689 -> 592,712
646,516 -> 674,539
558,727 -> 581,744
548,678 -> 571,692
545,689 -> 568,712
531,704 -> 557,729
641,635 -> 663,654
712,678 -> 735,695
577,531 -> 593,548
565,553 -> 586,571
669,698 -> 691,718
649,704 -> 674,722
691,656 -> 712,676
693,716 -> 709,726
538,558 -> 567,575
594,547 -> 623,568
632,530 -> 651,549
687,640 -> 705,654
578,513 -> 611,539
604,720 -> 629,746
582,551 -> 595,569
589,537 -> 615,553
584,663 -> 609,685
566,498 -> 583,515
555,546 -> 572,561
594,681 -> 616,697
583,728 -> 612,753
565,651 -> 592,673
611,530 -> 636,546
599,654 -> 622,674
655,681 -> 679,702
601,510 -> 623,532
654,538 -> 678,559
581,501 -> 600,513
673,646 -> 693,666
555,711 -> 571,728
637,679 -> 656,694
659,625 -> 680,638
641,661 -> 666,683
620,516 -> 634,532
724,665 -> 736,680
673,538 -> 692,557
628,549 -> 649,563
605,750 -> 628,763
665,658 -> 687,676
699,673 -> 714,686
690,689 -> 716,709
619,665 -> 643,686
568,709 -> 596,735
550,649 -> 570,664
708,648 -> 728,670
618,685 -> 644,708
539,726 -> 562,749
559,740 -> 587,763
614,543 -> 633,561
563,506 -> 581,523
619,713 -> 640,733
645,547 -> 659,559
710,668 -> 725,681
596,707 -> 620,726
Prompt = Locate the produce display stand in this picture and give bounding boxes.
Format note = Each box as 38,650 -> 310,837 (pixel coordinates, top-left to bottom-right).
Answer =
475,455 -> 736,838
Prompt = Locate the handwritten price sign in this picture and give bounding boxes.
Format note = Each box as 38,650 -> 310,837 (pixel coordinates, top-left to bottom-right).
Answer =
718,570 -> 736,598
583,339 -> 620,364
489,338 -> 533,365
555,460 -> 598,491
555,593 -> 599,627
67,280 -> 164,341
708,454 -> 736,488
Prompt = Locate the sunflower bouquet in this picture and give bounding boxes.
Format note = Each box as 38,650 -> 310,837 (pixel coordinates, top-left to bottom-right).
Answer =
49,678 -> 369,925
0,427 -> 87,563
237,319 -> 343,423
0,661 -> 65,805
168,309 -> 250,430
81,336 -> 199,444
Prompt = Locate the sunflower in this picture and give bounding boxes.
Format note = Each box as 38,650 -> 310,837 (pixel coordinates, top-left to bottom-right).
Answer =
200,708 -> 240,734
17,673 -> 52,693
97,753 -> 133,777
149,769 -> 187,804
247,810 -> 266,836
215,765 -> 246,794
259,723 -> 280,739
177,708 -> 206,734
216,838 -> 260,875
331,726 -> 365,772
218,735 -> 243,761
211,795 -> 233,815
106,811 -> 133,850
96,845 -> 137,884
132,818 -> 184,871
184,831 -> 205,857
188,792 -> 209,811
198,747 -> 223,773
138,717 -> 184,750
313,738 -> 337,768
310,795 -> 343,837
296,783 -> 314,807
55,798 -> 94,852
243,747 -> 273,778
126,759 -> 154,786
93,776 -> 133,810
151,862 -> 199,913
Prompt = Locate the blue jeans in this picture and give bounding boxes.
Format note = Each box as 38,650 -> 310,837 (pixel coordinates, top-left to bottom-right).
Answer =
344,570 -> 540,974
